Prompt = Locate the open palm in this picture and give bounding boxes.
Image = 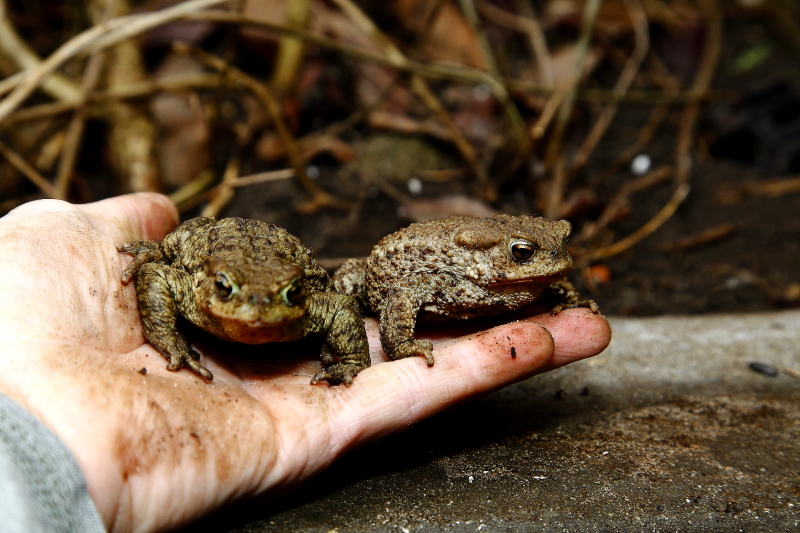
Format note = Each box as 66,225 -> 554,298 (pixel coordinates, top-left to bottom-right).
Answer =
0,193 -> 610,533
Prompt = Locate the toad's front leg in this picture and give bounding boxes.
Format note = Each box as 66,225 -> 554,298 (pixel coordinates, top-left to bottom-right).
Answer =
132,263 -> 214,381
305,292 -> 370,386
378,282 -> 435,366
546,278 -> 600,315
117,240 -> 165,283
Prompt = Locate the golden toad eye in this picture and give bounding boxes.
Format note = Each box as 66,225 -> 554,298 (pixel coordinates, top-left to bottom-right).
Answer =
281,278 -> 306,307
510,239 -> 536,261
214,272 -> 234,300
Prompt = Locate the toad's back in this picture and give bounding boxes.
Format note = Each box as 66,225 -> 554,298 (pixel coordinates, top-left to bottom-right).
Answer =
162,217 -> 331,293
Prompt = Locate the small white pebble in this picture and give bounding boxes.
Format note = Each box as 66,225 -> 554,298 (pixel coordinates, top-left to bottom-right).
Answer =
407,177 -> 423,195
306,165 -> 320,179
602,451 -> 609,455
631,154 -> 651,175
468,476 -> 474,483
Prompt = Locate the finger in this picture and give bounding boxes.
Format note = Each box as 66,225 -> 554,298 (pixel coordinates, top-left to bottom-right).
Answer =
78,192 -> 178,243
327,320 -> 555,445
527,308 -> 611,372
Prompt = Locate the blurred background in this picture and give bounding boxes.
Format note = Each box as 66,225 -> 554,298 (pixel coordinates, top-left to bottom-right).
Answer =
1,0 -> 799,316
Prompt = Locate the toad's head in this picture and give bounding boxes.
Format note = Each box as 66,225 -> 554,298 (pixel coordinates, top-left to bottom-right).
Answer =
451,215 -> 573,288
196,254 -> 308,336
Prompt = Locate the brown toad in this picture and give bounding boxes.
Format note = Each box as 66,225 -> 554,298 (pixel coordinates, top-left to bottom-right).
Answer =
334,215 -> 598,365
118,217 -> 369,385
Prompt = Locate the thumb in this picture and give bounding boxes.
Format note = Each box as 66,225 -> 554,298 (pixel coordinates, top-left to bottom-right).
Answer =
78,192 -> 179,243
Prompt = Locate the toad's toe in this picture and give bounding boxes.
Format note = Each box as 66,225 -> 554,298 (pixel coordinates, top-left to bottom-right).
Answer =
311,362 -> 364,386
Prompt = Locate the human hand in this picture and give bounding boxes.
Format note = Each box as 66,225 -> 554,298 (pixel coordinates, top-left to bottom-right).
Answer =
0,194 -> 611,533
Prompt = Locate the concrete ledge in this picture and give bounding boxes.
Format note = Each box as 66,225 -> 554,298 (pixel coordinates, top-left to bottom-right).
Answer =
202,311 -> 800,532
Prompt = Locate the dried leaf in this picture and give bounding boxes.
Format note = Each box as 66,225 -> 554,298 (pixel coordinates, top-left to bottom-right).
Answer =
549,43 -> 603,87
542,0 -> 691,34
149,54 -> 210,188
255,132 -> 357,163
392,0 -> 487,69
368,110 -> 451,141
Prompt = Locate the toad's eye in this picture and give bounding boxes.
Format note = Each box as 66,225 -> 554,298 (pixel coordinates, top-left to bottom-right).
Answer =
510,239 -> 536,261
214,272 -> 235,300
281,278 -> 306,307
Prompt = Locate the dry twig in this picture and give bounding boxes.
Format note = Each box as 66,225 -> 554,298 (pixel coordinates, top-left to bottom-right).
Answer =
53,0 -> 121,199
90,0 -> 161,193
543,0 -> 602,220
715,176 -> 800,204
181,10 -> 731,109
272,0 -> 310,95
594,51 -> 681,182
570,0 -> 650,175
661,223 -> 737,252
0,0 -> 229,123
408,0 -> 448,58
0,0 -> 81,102
174,42 -> 343,212
477,0 -> 553,87
0,139 -> 58,198
576,183 -> 690,267
675,0 -> 722,185
1,73 -> 222,126
577,165 -> 673,245
329,0 -> 496,200
202,151 -> 242,218
529,89 -> 565,139
172,169 -> 295,212
457,0 -> 501,78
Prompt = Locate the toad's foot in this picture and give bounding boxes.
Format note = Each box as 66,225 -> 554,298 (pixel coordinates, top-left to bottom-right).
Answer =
164,346 -> 214,381
388,339 -> 435,366
311,362 -> 368,386
117,240 -> 165,283
134,262 -> 213,381
546,279 -> 601,315
550,299 -> 600,315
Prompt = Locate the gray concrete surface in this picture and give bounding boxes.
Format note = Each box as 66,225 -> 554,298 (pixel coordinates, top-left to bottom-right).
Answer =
198,311 -> 800,532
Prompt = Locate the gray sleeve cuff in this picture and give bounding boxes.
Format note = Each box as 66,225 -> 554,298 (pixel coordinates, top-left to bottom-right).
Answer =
0,393 -> 106,533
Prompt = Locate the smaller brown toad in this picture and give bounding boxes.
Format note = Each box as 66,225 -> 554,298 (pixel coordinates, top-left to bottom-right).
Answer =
118,217 -> 369,385
333,215 -> 598,365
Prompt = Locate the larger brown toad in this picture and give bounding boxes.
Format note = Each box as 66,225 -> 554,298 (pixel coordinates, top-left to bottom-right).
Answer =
333,215 -> 598,365
118,217 -> 369,385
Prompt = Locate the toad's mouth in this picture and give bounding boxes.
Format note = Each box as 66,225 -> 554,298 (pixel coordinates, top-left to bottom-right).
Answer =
489,271 -> 569,286
207,311 -> 302,327
241,317 -> 297,328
